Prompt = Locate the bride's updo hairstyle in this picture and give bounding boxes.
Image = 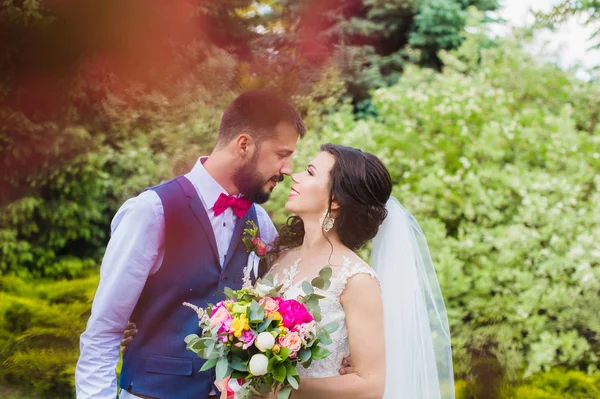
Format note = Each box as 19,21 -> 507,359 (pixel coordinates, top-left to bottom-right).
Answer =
260,144 -> 392,274
319,143 -> 392,249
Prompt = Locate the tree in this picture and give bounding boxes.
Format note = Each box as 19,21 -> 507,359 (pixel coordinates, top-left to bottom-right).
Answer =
536,0 -> 600,50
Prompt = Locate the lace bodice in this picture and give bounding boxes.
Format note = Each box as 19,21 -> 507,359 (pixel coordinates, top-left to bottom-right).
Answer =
270,257 -> 378,379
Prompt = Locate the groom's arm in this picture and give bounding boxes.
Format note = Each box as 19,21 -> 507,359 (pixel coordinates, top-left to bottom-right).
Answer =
75,191 -> 165,399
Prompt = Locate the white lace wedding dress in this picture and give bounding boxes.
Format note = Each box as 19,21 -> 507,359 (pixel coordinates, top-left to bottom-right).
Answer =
270,256 -> 379,379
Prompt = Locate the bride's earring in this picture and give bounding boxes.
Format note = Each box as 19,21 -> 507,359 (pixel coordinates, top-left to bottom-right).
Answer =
320,211 -> 335,233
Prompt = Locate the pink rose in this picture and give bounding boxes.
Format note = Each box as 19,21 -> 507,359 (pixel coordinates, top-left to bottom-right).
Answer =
210,306 -> 232,329
279,332 -> 303,355
252,237 -> 268,257
259,297 -> 279,314
215,376 -> 235,399
276,298 -> 314,329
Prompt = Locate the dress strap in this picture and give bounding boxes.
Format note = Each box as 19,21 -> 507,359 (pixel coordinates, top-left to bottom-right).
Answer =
330,257 -> 379,297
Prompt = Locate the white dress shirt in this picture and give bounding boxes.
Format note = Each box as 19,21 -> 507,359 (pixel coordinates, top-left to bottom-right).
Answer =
75,157 -> 278,399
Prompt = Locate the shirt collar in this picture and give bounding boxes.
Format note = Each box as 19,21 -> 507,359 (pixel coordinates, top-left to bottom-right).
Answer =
185,156 -> 235,210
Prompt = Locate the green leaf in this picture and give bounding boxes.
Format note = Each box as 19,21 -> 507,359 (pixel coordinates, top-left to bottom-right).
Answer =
273,363 -> 287,383
268,354 -> 278,372
223,286 -> 235,298
317,330 -> 332,345
258,316 -> 273,332
278,386 -> 293,399
184,334 -> 199,344
287,374 -> 300,389
319,265 -> 332,280
250,299 -> 264,322
216,356 -> 229,381
311,276 -> 325,289
311,346 -> 332,361
199,357 -> 218,372
302,281 -> 314,295
230,356 -> 248,372
279,346 -> 291,361
298,349 -> 312,362
323,322 -> 339,334
190,337 -> 209,352
285,362 -> 299,376
231,370 -> 247,379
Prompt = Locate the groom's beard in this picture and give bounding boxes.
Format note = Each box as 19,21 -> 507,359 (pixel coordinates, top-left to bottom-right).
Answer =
233,156 -> 283,204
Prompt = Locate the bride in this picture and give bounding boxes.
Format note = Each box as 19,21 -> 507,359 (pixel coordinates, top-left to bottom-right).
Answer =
123,144 -> 454,399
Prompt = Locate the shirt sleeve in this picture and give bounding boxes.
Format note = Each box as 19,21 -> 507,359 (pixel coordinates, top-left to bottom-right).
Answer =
75,190 -> 164,399
254,204 -> 279,246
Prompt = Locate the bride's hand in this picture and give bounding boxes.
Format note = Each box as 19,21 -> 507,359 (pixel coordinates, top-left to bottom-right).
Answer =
339,355 -> 353,375
120,321 -> 137,353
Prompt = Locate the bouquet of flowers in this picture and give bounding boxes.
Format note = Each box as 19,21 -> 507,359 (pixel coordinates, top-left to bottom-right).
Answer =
183,266 -> 337,399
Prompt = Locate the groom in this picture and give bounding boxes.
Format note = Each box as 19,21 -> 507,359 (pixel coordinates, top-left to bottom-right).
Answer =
76,91 -> 306,399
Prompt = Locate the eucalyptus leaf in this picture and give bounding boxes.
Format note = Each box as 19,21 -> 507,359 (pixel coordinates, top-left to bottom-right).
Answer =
302,281 -> 314,295
318,332 -> 332,345
311,346 -> 331,361
298,349 -> 311,362
319,265 -> 333,280
258,316 -> 273,332
287,374 -> 299,389
199,357 -> 218,371
230,356 -> 248,372
323,322 -> 339,334
216,356 -> 229,381
278,386 -> 293,399
311,276 -> 325,289
184,334 -> 199,344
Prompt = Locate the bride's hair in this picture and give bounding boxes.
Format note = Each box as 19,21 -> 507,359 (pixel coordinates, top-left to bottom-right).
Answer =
260,143 -> 392,274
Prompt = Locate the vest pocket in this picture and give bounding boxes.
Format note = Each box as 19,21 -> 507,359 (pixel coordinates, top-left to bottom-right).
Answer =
145,354 -> 193,376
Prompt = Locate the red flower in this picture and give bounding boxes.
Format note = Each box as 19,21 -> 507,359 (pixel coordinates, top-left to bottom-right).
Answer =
252,237 -> 268,257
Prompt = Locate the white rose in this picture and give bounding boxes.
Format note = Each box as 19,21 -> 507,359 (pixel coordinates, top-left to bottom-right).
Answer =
249,353 -> 269,376
255,331 -> 275,352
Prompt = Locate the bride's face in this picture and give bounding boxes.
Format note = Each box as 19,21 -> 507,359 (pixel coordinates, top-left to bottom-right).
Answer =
285,151 -> 335,217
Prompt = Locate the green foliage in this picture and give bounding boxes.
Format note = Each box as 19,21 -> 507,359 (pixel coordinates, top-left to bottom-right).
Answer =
456,369 -> 600,398
0,275 -> 98,398
0,150 -> 110,278
265,30 -> 600,379
510,368 -> 600,398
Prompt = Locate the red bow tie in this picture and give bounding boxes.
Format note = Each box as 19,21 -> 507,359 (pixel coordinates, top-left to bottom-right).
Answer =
213,193 -> 252,218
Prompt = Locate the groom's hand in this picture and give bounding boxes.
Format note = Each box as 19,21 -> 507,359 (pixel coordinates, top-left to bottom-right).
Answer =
339,356 -> 353,375
120,321 -> 137,353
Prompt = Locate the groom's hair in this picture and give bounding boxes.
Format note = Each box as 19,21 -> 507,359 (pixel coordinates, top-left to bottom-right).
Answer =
217,90 -> 306,146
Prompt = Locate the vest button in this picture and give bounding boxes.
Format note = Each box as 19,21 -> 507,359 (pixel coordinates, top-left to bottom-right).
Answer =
221,276 -> 227,282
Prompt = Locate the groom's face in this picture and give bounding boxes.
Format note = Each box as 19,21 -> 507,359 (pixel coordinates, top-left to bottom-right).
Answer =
233,121 -> 299,204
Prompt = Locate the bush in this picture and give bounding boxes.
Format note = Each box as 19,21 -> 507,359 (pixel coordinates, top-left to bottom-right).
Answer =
265,30 -> 600,379
0,276 -> 98,398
